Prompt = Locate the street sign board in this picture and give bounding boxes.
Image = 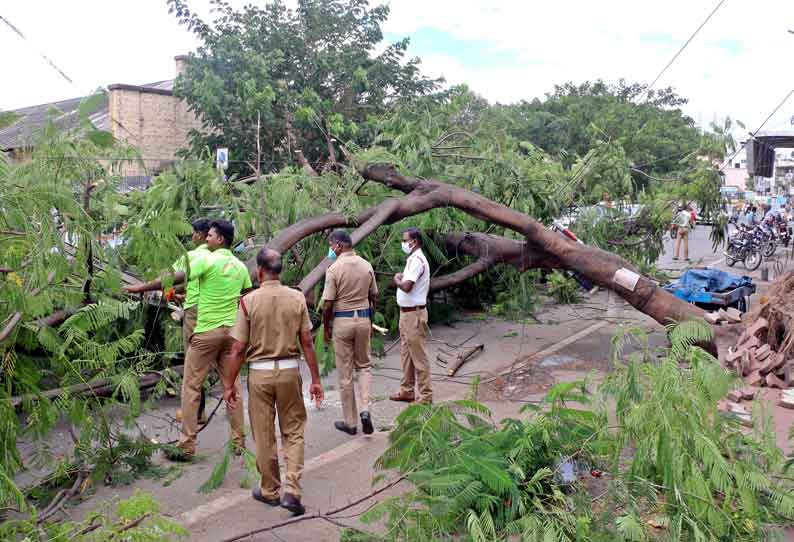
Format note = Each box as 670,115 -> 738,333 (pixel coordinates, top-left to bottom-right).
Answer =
216,148 -> 229,171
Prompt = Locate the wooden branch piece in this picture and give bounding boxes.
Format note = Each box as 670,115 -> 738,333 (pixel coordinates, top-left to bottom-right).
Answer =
437,343 -> 484,376
11,366 -> 184,408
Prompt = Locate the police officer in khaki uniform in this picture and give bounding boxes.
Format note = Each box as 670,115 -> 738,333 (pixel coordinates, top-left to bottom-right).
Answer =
390,228 -> 432,404
224,248 -> 324,516
321,229 -> 377,436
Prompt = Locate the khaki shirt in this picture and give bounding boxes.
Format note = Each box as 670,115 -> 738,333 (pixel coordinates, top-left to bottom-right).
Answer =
321,251 -> 378,311
230,280 -> 312,361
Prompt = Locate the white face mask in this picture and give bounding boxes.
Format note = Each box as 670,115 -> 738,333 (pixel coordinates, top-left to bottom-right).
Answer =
401,241 -> 412,254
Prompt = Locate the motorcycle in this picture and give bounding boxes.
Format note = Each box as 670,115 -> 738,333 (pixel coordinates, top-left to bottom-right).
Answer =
725,228 -> 762,271
758,223 -> 778,258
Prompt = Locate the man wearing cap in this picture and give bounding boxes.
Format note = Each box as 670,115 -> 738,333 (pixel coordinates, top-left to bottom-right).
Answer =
128,220 -> 252,461
390,228 -> 432,404
175,218 -> 211,423
223,248 -> 324,516
124,218 -> 212,422
322,229 -> 377,436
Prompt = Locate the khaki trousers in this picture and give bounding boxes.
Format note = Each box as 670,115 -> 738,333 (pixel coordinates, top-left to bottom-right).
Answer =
674,227 -> 690,260
399,308 -> 432,402
248,366 -> 306,500
332,316 -> 372,428
182,306 -> 198,350
182,306 -> 205,417
178,326 -> 244,454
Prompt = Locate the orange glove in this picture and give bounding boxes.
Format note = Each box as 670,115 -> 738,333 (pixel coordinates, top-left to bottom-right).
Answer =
163,287 -> 176,302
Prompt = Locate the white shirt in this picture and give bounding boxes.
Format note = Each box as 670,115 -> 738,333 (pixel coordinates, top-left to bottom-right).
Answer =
396,248 -> 429,307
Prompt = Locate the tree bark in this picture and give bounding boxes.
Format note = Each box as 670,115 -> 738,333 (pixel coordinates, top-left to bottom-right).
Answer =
254,164 -> 703,327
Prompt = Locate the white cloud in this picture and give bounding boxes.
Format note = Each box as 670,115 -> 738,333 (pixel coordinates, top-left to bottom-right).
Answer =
2,0 -> 794,136
383,0 -> 794,131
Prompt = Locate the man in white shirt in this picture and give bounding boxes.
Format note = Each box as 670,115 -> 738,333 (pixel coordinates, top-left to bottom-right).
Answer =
390,228 -> 432,404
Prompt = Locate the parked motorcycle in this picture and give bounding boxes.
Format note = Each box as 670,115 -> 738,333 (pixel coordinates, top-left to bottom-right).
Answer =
758,224 -> 778,258
725,228 -> 762,270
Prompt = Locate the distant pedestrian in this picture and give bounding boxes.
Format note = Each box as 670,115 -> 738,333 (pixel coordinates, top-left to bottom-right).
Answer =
223,248 -> 324,516
321,229 -> 378,436
743,206 -> 756,227
390,228 -> 432,405
673,205 -> 693,262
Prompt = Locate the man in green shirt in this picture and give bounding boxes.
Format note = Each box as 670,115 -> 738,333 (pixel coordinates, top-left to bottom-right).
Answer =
124,220 -> 252,460
125,218 -> 211,421
175,219 -> 211,422
175,219 -> 251,459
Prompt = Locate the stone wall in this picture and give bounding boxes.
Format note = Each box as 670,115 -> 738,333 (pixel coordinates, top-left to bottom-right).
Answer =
109,86 -> 202,177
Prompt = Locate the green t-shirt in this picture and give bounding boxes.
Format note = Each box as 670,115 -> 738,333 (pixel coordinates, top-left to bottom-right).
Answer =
191,248 -> 253,334
172,244 -> 210,309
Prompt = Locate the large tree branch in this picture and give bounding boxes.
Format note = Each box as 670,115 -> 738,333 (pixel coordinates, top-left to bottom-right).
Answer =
296,199 -> 402,301
0,270 -> 58,345
295,150 -> 318,177
0,313 -> 23,345
253,163 -> 703,327
357,165 -> 703,326
430,256 -> 493,292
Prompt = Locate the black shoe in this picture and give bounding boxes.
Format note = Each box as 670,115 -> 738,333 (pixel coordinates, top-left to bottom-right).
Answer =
360,411 -> 374,435
252,486 -> 280,506
334,421 -> 357,435
281,492 -> 305,516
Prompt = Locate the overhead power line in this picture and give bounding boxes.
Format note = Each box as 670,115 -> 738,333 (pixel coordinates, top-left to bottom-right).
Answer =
646,0 -> 727,92
0,14 -> 75,85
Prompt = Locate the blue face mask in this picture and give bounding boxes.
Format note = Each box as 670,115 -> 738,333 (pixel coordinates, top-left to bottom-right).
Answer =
327,247 -> 337,261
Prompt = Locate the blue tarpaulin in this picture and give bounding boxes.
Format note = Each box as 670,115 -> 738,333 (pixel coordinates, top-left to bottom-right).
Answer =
664,268 -> 753,303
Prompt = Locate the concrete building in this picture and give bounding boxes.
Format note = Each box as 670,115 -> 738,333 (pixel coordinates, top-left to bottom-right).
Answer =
0,55 -> 200,191
720,147 -> 749,192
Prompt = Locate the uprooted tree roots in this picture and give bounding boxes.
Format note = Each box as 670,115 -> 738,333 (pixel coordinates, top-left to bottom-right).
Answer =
749,271 -> 794,355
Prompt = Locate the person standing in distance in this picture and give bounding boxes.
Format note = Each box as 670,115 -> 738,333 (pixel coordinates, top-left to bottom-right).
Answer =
321,229 -> 377,436
672,205 -> 693,263
223,249 -> 324,516
389,228 -> 432,404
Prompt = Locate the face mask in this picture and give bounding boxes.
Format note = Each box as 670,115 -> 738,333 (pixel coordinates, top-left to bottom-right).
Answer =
327,247 -> 337,261
401,241 -> 412,255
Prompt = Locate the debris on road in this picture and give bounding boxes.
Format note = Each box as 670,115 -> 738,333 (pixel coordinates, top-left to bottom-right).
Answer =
436,343 -> 484,376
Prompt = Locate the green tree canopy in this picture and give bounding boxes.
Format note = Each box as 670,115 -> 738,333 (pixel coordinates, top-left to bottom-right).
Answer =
168,0 -> 440,176
504,80 -> 707,184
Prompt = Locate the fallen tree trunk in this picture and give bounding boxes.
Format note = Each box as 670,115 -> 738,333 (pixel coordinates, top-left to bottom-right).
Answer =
10,366 -> 184,408
257,164 -> 703,327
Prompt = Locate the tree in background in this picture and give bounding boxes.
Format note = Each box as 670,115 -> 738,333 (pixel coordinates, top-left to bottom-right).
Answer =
168,0 -> 439,176
505,80 -> 705,186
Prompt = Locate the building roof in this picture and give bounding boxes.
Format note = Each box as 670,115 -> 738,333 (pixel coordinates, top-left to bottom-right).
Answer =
747,131 -> 794,177
0,80 -> 174,151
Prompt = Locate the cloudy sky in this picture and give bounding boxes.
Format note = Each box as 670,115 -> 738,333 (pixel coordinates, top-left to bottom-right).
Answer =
2,0 -> 794,134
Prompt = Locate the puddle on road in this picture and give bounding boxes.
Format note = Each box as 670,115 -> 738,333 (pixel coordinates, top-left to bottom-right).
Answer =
538,354 -> 578,368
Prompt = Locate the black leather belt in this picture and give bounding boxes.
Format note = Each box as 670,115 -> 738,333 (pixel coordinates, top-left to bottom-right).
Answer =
334,308 -> 372,318
400,305 -> 426,312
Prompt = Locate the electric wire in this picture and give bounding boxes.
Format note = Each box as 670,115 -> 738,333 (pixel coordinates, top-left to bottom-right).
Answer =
646,0 -> 727,93
0,14 -> 75,86
719,85 -> 794,174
